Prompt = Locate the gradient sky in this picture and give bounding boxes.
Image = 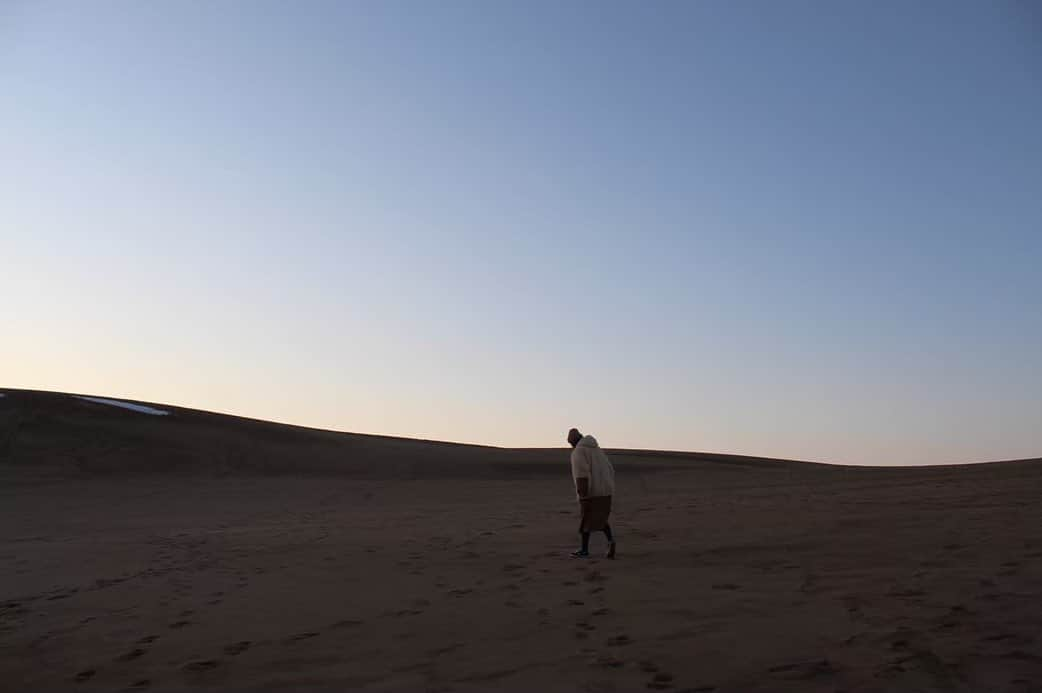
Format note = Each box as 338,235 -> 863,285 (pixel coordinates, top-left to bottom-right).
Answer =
3,1 -> 1040,465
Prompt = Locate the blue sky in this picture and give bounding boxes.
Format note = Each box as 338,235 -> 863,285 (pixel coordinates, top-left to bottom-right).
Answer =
3,1 -> 1040,464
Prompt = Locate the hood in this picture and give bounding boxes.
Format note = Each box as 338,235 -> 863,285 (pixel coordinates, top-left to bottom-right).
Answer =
577,435 -> 599,448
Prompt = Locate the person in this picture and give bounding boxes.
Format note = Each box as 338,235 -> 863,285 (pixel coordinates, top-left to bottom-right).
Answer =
568,427 -> 616,559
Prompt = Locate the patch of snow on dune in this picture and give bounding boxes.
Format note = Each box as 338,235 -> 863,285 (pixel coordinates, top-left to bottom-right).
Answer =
75,396 -> 169,416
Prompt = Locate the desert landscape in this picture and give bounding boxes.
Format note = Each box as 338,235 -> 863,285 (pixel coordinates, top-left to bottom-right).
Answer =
1,388 -> 1040,692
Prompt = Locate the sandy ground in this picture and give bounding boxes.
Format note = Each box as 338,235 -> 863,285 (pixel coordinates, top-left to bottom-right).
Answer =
3,462 -> 1042,693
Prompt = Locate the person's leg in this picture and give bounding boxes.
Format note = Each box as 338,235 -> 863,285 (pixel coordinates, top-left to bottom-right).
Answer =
603,524 -> 616,559
572,531 -> 591,557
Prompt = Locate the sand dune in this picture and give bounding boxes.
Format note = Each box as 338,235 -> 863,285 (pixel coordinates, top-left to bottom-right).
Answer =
1,388 -> 1040,691
0,389 -> 830,480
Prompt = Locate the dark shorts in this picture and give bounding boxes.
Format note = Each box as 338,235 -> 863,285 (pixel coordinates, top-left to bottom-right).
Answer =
579,495 -> 613,533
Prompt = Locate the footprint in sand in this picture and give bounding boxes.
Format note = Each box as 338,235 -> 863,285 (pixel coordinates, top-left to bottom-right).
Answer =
137,635 -> 159,644
647,671 -> 675,689
284,632 -> 321,643
842,595 -> 864,618
168,620 -> 191,629
999,561 -> 1021,576
574,621 -> 596,639
390,609 -> 424,617
124,680 -> 150,690
182,660 -> 220,672
331,619 -> 363,629
74,669 -> 96,682
223,641 -> 251,655
116,648 -> 147,662
606,634 -> 632,647
768,659 -> 837,679
591,654 -> 623,668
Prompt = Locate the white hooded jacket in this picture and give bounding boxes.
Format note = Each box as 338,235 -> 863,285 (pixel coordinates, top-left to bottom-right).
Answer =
570,435 -> 615,498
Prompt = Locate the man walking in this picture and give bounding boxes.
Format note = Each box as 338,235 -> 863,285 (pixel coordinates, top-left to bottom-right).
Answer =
568,428 -> 616,559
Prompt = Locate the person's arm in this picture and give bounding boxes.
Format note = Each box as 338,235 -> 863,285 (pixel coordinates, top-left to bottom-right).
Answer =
575,476 -> 590,499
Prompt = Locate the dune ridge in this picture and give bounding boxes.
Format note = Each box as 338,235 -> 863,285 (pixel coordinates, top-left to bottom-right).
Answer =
2,388 -> 1036,480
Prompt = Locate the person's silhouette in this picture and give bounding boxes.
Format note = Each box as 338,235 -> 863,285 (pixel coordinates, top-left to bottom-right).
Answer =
568,428 -> 616,559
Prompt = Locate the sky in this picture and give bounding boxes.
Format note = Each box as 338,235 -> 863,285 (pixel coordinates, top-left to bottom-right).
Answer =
2,1 -> 1040,465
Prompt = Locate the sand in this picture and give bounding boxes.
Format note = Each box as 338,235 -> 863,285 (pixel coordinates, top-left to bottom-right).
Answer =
1,389 -> 1041,692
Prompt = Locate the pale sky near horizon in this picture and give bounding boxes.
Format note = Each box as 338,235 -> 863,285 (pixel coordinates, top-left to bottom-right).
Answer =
3,1 -> 1040,465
